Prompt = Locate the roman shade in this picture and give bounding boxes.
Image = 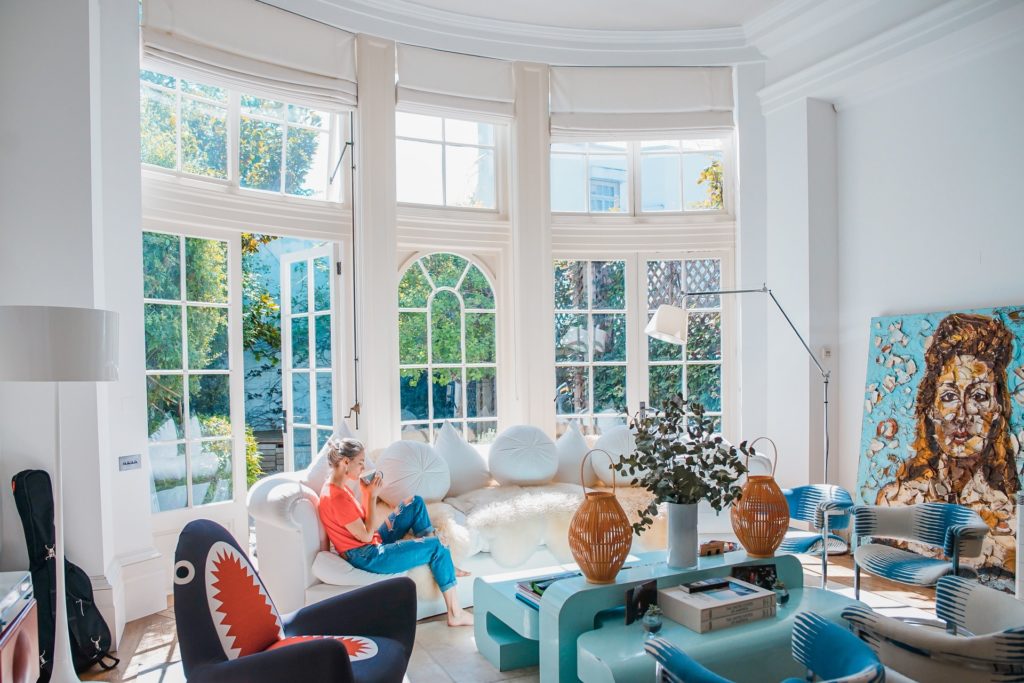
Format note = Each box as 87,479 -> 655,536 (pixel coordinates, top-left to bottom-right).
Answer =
142,0 -> 357,109
397,45 -> 515,121
549,66 -> 733,140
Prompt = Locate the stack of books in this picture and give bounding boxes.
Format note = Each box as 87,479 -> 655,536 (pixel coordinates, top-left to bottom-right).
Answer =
658,577 -> 776,633
514,571 -> 580,610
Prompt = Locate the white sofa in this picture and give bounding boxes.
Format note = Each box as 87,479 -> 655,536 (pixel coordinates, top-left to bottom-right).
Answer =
247,427 -> 743,620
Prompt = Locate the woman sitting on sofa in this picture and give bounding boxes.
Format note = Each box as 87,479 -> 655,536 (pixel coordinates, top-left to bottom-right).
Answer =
318,437 -> 473,627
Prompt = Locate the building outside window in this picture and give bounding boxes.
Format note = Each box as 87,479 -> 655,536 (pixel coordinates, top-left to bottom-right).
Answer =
550,138 -> 725,215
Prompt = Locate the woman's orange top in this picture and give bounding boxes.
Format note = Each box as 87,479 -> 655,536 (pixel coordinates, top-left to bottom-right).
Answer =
318,482 -> 382,554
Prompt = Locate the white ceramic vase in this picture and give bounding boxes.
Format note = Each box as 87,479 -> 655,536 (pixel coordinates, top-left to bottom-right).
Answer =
667,502 -> 699,568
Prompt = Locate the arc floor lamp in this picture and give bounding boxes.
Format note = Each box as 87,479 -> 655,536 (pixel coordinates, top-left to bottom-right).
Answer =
645,284 -> 832,484
0,305 -> 119,683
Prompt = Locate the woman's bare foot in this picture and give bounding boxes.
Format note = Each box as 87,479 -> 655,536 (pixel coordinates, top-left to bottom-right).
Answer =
455,567 -> 471,577
447,611 -> 474,627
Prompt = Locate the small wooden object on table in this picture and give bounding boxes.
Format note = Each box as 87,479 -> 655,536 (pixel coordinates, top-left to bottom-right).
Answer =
0,571 -> 38,683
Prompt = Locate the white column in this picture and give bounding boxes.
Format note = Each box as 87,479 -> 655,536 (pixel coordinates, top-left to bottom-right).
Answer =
0,0 -> 162,641
763,97 -> 838,487
353,35 -> 399,449
508,63 -> 555,431
733,63 -> 768,443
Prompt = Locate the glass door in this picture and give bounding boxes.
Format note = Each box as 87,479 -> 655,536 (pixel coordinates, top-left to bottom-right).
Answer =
281,245 -> 340,470
143,229 -> 247,554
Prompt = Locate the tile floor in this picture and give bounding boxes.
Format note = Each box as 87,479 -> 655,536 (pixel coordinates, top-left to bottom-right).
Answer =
80,554 -> 937,683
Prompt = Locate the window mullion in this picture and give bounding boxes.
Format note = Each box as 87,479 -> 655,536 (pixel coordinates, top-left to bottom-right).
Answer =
228,91 -> 240,187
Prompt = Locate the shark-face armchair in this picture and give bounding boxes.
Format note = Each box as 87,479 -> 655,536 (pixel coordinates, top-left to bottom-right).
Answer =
173,519 -> 416,683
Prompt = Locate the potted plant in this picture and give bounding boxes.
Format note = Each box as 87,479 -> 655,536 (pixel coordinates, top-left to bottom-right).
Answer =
614,393 -> 749,568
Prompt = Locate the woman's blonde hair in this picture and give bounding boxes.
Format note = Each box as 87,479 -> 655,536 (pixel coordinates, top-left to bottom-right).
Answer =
327,437 -> 364,467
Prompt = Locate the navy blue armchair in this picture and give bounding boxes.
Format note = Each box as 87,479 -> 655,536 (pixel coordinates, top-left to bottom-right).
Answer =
173,519 -> 416,683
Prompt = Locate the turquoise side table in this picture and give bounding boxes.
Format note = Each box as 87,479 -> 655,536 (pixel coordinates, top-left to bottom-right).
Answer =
474,550 -> 797,683
577,582 -> 863,682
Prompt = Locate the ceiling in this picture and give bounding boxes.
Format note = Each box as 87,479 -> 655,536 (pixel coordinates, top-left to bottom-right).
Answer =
364,0 -> 790,32
267,0 -> 805,65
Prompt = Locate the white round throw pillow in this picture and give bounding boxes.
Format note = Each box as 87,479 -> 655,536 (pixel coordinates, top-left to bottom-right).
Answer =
434,421 -> 491,497
592,425 -> 640,487
376,441 -> 451,506
553,423 -> 596,487
488,426 -> 557,486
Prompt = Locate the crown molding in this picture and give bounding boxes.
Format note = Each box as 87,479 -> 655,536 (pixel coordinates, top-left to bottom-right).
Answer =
742,0 -> 823,47
264,0 -> 764,66
758,0 -> 1021,115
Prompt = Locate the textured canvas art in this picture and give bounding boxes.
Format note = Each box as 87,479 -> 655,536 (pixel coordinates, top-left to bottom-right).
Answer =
857,306 -> 1024,590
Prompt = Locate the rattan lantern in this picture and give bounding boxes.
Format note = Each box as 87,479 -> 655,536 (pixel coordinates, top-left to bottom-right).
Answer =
568,449 -> 633,584
730,438 -> 789,558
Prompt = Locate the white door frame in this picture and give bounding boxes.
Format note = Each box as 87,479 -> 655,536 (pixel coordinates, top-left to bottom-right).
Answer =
281,243 -> 343,471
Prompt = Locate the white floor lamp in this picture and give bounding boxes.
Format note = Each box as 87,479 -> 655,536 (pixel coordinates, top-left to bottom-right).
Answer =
646,284 -> 832,484
0,305 -> 119,683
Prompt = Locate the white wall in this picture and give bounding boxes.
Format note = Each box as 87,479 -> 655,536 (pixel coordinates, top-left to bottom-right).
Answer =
0,0 -> 163,640
834,38 -> 1024,494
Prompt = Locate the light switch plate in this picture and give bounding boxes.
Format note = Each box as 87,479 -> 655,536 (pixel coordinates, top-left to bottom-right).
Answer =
118,454 -> 142,471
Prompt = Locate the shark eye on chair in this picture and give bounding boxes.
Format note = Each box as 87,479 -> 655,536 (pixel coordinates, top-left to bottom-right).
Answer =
174,560 -> 196,585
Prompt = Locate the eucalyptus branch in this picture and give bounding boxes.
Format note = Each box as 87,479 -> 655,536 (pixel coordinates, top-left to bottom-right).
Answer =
614,394 -> 750,535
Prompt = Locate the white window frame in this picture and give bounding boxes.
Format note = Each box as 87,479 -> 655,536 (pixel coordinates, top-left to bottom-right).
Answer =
143,228 -> 245,515
552,251 -> 736,438
397,252 -> 499,444
140,72 -> 231,183
551,133 -> 735,218
554,259 -> 629,435
551,142 -> 631,215
139,69 -> 349,206
395,111 -> 503,214
635,253 -> 733,432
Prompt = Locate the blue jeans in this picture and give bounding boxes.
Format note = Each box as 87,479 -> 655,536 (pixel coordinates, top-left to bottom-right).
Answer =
344,495 -> 457,593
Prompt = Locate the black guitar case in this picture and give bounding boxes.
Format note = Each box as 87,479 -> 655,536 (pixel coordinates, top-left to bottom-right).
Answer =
11,469 -> 119,681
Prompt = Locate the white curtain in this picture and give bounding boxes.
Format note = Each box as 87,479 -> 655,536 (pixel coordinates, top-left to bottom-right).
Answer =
397,44 -> 515,121
550,66 -> 733,140
142,0 -> 357,109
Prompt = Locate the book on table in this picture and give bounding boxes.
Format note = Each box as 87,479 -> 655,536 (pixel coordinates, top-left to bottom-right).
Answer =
514,570 -> 581,610
658,577 -> 777,633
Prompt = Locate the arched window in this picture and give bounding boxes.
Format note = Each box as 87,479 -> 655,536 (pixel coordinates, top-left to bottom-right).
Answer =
398,253 -> 497,444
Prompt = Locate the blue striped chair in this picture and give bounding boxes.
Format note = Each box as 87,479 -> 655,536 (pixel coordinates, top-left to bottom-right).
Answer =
852,503 -> 988,600
843,575 -> 1024,682
645,611 -> 884,683
779,485 -> 854,588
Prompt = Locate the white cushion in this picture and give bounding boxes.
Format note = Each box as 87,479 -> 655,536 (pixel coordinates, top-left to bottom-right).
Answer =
553,422 -> 596,487
488,425 -> 557,485
376,441 -> 451,505
434,421 -> 490,497
301,421 -> 357,494
592,425 -> 640,487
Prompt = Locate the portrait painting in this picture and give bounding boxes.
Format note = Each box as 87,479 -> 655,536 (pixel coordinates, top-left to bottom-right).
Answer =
857,306 -> 1024,591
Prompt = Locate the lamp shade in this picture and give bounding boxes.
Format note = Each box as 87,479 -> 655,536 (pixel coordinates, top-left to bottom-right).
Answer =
0,306 -> 119,382
644,304 -> 688,346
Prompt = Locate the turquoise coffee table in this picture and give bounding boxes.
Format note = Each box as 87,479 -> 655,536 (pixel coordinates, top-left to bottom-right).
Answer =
576,555 -> 864,682
475,550 -> 806,683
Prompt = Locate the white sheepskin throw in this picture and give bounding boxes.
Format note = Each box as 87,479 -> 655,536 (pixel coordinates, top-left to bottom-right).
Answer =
434,421 -> 491,496
376,440 -> 450,506
488,425 -> 558,485
554,423 -> 596,487
453,484 -> 583,567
